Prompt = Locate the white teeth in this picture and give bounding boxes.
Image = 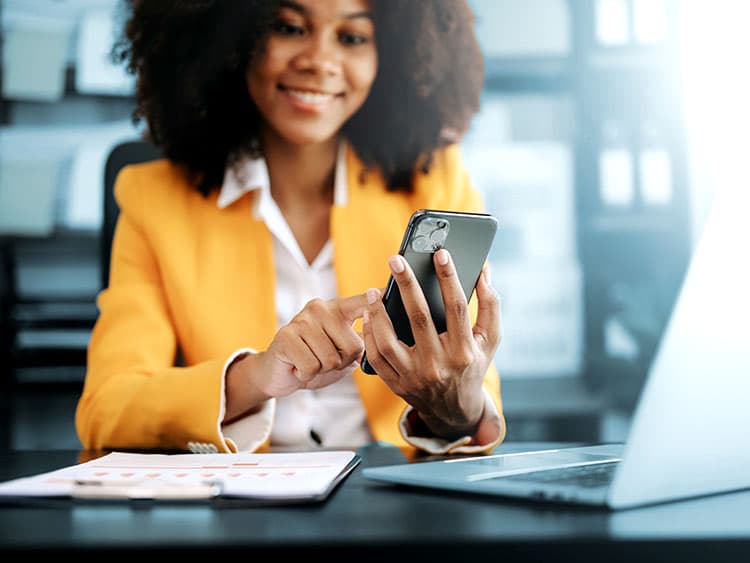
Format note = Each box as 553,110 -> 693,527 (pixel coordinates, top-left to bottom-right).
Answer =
285,88 -> 335,104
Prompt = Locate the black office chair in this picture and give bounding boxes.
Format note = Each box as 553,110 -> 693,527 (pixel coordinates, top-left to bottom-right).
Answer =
101,139 -> 163,290
1,141 -> 161,395
0,239 -> 15,381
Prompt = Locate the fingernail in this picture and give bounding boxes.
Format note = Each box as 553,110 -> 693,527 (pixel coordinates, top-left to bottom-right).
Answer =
436,249 -> 449,266
388,255 -> 405,274
484,263 -> 492,284
366,288 -> 379,305
363,310 -> 370,324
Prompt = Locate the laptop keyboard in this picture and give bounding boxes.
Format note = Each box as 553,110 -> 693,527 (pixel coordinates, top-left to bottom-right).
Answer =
500,461 -> 620,489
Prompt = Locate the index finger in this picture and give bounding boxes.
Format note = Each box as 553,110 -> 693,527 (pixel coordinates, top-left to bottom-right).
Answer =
433,248 -> 473,342
335,293 -> 370,323
387,254 -> 441,349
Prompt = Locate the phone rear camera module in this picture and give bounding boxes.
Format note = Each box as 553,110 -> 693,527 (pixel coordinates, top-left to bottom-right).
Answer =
411,216 -> 450,253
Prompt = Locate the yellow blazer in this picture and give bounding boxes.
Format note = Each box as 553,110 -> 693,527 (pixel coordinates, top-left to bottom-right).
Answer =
76,143 -> 506,452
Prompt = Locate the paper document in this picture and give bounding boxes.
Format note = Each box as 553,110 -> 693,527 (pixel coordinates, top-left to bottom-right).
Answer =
0,450 -> 360,503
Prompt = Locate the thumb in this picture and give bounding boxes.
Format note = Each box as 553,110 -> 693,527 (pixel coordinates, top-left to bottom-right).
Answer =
474,264 -> 501,349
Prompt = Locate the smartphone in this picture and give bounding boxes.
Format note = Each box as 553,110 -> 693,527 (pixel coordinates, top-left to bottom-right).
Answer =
361,209 -> 498,375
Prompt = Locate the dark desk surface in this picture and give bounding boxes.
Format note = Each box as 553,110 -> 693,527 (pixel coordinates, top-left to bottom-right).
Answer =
1,442 -> 749,561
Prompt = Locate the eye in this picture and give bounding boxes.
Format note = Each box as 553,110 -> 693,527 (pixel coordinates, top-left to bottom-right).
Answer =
338,32 -> 370,46
272,20 -> 305,36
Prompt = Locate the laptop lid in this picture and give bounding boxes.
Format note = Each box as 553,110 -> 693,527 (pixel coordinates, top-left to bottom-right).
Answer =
607,190 -> 750,508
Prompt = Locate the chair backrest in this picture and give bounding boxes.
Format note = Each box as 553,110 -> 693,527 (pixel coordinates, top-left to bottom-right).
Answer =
102,139 -> 162,289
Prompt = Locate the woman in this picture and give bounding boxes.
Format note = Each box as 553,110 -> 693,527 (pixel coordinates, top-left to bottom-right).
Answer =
76,0 -> 506,455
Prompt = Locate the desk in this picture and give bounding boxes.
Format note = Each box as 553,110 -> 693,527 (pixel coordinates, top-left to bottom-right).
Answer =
1,442 -> 749,561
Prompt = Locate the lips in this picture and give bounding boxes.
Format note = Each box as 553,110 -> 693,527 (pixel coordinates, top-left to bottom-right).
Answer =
278,84 -> 344,103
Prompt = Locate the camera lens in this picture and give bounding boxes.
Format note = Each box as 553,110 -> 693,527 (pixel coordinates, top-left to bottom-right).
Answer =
429,229 -> 447,245
437,220 -> 447,229
412,235 -> 429,252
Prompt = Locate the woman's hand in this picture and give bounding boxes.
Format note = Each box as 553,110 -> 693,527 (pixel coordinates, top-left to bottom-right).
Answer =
362,249 -> 501,441
225,294 -> 368,423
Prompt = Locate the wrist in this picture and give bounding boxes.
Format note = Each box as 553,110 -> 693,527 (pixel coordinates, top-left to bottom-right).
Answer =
224,352 -> 272,423
411,404 -> 484,443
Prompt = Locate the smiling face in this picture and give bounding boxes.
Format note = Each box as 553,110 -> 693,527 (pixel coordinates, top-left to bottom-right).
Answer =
246,0 -> 378,148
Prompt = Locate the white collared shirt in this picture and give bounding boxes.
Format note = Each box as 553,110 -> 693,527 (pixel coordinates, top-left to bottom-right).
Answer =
217,142 -> 373,450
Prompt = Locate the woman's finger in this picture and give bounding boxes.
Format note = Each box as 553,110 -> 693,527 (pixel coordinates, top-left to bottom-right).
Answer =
335,292 -> 371,323
299,325 -> 348,372
473,263 -> 501,351
361,305 -> 402,388
282,333 -> 322,382
433,249 -> 473,346
387,255 -> 442,353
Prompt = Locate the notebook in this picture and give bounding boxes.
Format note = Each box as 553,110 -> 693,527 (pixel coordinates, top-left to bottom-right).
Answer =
363,190 -> 750,510
0,450 -> 360,505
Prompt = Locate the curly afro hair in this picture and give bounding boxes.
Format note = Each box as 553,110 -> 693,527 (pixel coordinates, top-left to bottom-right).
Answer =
114,0 -> 485,195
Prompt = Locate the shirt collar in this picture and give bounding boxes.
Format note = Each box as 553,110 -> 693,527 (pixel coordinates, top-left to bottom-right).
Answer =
217,140 -> 349,216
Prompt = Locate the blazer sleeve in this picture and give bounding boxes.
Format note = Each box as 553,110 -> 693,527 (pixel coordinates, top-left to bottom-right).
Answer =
75,165 -> 237,452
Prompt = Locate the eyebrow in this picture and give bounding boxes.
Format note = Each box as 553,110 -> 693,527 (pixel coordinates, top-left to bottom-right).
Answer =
279,0 -> 374,21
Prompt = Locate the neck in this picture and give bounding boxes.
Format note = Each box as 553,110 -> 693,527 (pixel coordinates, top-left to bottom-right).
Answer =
261,130 -> 339,209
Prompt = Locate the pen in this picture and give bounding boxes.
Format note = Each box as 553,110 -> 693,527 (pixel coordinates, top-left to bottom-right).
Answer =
72,479 -> 222,500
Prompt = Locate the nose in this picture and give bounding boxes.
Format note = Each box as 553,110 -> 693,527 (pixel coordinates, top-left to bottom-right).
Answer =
292,34 -> 341,76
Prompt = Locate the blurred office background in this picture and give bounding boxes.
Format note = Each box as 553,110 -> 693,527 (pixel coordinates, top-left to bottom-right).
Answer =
1,0 -> 747,450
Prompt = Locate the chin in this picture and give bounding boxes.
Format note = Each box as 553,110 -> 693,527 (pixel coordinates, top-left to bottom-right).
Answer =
279,127 -> 341,147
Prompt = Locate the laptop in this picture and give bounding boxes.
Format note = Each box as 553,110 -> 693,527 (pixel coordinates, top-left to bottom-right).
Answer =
363,191 -> 750,510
